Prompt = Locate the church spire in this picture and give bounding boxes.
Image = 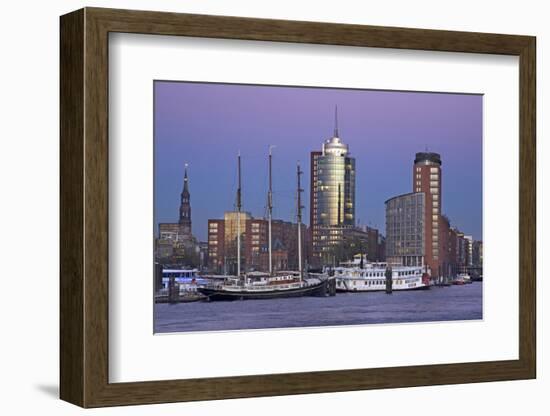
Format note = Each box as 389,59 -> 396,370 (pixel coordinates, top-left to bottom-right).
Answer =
183,163 -> 189,194
179,163 -> 191,233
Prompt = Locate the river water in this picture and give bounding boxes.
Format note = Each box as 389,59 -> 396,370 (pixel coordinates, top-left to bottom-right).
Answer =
154,282 -> 482,333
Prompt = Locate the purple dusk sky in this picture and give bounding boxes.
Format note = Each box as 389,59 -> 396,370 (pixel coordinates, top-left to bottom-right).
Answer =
154,81 -> 483,242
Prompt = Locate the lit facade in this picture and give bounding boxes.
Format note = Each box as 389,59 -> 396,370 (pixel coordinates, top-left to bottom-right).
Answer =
310,113 -> 356,265
207,219 -> 225,272
222,211 -> 252,275
207,213 -> 304,274
413,152 -> 443,277
464,235 -> 474,266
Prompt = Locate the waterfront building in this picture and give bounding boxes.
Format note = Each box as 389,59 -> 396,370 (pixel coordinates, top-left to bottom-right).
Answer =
447,228 -> 482,274
353,225 -> 385,262
310,107 -> 356,266
207,219 -> 225,272
412,152 -> 443,277
385,152 -> 454,277
385,192 -> 426,267
447,226 -> 460,276
207,213 -> 305,274
362,226 -> 380,262
156,164 -> 199,266
472,240 -> 483,267
377,234 -> 386,262
455,230 -> 467,270
464,235 -> 474,267
385,151 -> 479,279
439,215 -> 452,278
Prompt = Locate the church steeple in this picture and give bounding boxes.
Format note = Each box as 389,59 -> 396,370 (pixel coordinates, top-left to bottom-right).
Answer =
179,163 -> 192,234
182,164 -> 189,194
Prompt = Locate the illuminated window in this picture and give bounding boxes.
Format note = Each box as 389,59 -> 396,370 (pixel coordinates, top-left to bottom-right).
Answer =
430,167 -> 438,173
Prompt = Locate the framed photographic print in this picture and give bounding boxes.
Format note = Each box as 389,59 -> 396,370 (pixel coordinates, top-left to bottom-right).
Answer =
60,7 -> 536,408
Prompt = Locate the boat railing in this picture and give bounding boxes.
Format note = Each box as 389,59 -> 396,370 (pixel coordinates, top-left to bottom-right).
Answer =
203,282 -> 304,291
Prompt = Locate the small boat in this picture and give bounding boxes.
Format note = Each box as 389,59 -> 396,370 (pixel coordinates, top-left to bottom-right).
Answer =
453,273 -> 471,285
155,274 -> 207,303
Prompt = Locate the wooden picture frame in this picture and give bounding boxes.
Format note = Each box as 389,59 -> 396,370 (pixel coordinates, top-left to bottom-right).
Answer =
60,7 -> 536,408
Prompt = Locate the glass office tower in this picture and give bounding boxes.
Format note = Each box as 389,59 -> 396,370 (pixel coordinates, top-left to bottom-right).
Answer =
385,192 -> 425,267
310,111 -> 356,266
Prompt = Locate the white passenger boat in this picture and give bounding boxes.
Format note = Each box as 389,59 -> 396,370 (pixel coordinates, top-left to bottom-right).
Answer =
161,268 -> 207,287
333,258 -> 430,292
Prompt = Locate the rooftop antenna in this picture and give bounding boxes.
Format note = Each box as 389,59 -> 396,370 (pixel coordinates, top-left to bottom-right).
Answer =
334,105 -> 339,137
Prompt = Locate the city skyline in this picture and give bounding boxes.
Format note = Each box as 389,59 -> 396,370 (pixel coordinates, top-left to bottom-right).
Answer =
154,81 -> 483,242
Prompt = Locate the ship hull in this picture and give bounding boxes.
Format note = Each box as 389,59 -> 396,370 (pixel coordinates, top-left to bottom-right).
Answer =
199,279 -> 330,301
335,278 -> 430,293
335,284 -> 430,293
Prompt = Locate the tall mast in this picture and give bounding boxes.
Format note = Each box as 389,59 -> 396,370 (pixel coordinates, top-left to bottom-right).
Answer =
268,146 -> 274,275
237,152 -> 242,277
297,162 -> 304,281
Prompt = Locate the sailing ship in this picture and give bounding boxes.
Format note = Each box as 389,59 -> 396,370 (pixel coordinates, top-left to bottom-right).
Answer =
332,255 -> 431,292
199,150 -> 333,301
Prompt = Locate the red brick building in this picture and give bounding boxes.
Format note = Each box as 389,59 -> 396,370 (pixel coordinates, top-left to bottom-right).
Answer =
206,219 -> 226,272
207,213 -> 306,274
439,215 -> 451,277
412,152 -> 443,278
386,151 -> 478,280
